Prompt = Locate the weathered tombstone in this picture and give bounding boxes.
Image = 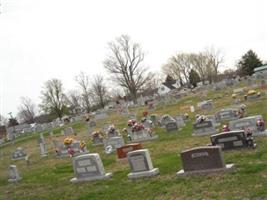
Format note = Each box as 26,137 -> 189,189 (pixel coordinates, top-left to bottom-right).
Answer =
11,147 -> 27,160
8,165 -> 22,183
62,127 -> 74,136
40,142 -> 48,157
177,146 -> 234,176
193,120 -> 216,136
104,136 -> 125,153
160,114 -> 176,127
127,149 -> 159,179
175,116 -> 185,127
165,122 -> 178,132
229,115 -> 267,136
210,130 -> 256,150
70,153 -> 112,183
129,129 -> 158,143
215,108 -> 239,122
116,143 -> 142,161
198,100 -> 213,110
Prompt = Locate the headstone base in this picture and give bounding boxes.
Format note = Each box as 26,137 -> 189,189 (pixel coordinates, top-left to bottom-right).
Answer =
70,172 -> 112,183
176,164 -> 234,176
254,130 -> 267,137
8,177 -> 22,183
12,156 -> 27,161
128,168 -> 159,179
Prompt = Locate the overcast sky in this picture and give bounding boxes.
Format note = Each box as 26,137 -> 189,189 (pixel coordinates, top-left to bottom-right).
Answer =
0,0 -> 266,118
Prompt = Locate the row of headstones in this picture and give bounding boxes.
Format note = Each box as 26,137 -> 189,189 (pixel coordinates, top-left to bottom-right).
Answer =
193,113 -> 266,137
69,145 -> 235,183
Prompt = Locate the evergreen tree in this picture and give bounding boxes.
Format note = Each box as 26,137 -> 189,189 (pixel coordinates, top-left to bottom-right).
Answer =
189,69 -> 201,88
237,50 -> 263,76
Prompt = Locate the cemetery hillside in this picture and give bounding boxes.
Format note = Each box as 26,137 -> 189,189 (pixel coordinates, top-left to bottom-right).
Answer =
1,78 -> 267,200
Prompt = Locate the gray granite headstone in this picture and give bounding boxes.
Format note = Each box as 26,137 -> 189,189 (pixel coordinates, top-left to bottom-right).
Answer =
127,149 -> 159,179
193,120 -> 216,136
165,122 -> 178,132
229,115 -> 267,136
215,108 -> 239,122
70,153 -> 112,183
8,165 -> 22,183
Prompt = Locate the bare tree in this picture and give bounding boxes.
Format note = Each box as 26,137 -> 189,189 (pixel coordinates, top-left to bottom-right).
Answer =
204,47 -> 224,83
66,90 -> 82,115
162,53 -> 193,86
103,35 -> 151,103
17,97 -> 36,124
40,79 -> 67,119
91,75 -> 108,108
75,72 -> 92,113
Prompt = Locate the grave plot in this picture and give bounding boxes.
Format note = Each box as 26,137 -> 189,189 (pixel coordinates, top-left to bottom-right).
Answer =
127,149 -> 159,179
210,130 -> 256,150
177,146 -> 234,176
127,122 -> 158,143
229,115 -> 267,136
70,153 -> 112,183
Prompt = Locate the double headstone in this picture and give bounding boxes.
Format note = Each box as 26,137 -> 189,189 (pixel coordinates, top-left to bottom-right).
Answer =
129,129 -> 158,143
193,120 -> 216,136
229,115 -> 267,136
127,149 -> 159,179
215,108 -> 239,122
177,146 -> 234,176
210,130 -> 256,150
70,153 -> 112,183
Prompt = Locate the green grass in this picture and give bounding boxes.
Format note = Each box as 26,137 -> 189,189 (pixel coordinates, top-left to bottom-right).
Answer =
1,83 -> 267,200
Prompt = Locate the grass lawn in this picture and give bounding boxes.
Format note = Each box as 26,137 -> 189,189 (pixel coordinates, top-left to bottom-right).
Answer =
1,84 -> 267,200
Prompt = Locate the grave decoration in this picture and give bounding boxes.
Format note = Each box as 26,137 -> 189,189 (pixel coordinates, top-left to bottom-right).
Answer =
210,130 -> 256,150
91,130 -> 105,146
106,125 -> 121,138
126,120 -> 158,142
127,149 -> 159,179
11,147 -> 27,160
193,115 -> 216,136
70,153 -> 112,183
229,115 -> 267,136
54,137 -> 86,158
177,146 -> 234,176
8,165 -> 22,183
244,90 -> 261,100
